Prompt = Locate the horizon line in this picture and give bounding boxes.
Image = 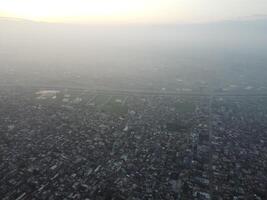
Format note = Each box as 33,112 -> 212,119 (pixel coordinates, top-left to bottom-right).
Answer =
1,15 -> 267,26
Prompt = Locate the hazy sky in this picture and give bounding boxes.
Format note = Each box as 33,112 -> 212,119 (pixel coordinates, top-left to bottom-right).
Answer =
0,0 -> 266,24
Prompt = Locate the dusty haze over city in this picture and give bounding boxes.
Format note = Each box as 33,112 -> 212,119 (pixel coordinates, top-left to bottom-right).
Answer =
0,16 -> 267,92
1,1 -> 267,200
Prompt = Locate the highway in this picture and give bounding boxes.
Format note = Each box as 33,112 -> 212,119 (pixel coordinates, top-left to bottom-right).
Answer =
1,83 -> 267,97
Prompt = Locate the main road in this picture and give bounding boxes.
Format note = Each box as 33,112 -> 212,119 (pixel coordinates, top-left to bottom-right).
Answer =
1,83 -> 267,97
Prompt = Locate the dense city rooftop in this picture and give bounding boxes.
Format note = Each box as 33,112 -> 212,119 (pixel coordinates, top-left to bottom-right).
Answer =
0,87 -> 266,200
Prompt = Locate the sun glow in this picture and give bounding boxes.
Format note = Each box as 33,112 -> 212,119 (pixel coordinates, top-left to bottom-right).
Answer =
2,0 -> 265,24
0,0 -> 156,23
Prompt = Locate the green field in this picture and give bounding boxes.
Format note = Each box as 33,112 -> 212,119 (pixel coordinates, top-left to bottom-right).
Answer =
175,101 -> 195,113
93,95 -> 110,105
102,96 -> 128,115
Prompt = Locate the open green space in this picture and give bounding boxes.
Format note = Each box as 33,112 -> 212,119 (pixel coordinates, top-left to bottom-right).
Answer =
175,101 -> 195,113
102,96 -> 128,115
93,95 -> 110,105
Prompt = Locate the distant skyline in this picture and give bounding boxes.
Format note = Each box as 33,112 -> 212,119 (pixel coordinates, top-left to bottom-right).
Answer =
0,0 -> 266,24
